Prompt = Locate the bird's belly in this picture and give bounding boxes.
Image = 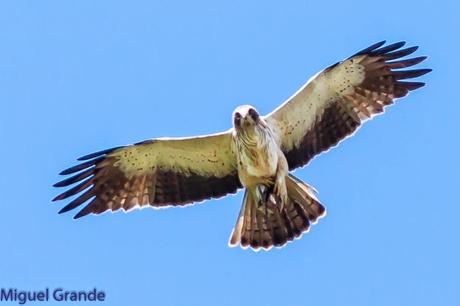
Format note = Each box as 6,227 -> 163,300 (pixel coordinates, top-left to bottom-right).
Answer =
245,151 -> 277,176
238,141 -> 279,185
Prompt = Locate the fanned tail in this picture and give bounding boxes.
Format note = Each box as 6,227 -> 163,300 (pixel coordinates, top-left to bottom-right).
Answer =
229,174 -> 326,250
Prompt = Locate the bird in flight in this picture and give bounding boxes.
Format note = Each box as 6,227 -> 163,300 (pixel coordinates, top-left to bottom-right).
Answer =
53,41 -> 430,250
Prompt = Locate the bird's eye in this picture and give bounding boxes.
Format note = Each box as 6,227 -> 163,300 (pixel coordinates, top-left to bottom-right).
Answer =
234,112 -> 242,126
248,108 -> 259,120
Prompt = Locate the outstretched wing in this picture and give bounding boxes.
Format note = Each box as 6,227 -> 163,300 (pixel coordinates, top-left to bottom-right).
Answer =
265,41 -> 431,170
53,131 -> 241,219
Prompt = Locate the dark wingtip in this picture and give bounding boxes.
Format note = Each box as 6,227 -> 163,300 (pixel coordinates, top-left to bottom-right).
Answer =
53,177 -> 77,188
389,56 -> 428,68
73,210 -> 90,219
391,41 -> 407,49
370,40 -> 387,50
59,157 -> 103,175
351,40 -> 386,58
395,68 -> 432,80
418,55 -> 428,62
51,177 -> 94,202
422,68 -> 433,76
383,46 -> 420,61
77,146 -> 123,161
372,41 -> 406,55
411,82 -> 426,90
397,46 -> 419,55
53,168 -> 94,188
399,81 -> 426,90
52,194 -> 64,202
59,169 -> 71,176
58,207 -> 69,214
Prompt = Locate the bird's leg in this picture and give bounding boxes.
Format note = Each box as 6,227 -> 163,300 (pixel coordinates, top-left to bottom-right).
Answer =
256,185 -> 267,205
256,177 -> 274,205
256,174 -> 287,209
273,175 -> 288,209
255,184 -> 274,218
273,156 -> 289,209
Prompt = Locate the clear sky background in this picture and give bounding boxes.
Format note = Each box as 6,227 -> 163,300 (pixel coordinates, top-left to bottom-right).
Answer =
0,1 -> 458,305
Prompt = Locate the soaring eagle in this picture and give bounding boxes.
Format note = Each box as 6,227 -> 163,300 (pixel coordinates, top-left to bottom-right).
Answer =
54,41 -> 430,250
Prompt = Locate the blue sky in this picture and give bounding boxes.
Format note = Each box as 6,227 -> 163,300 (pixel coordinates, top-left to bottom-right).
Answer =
0,1 -> 458,305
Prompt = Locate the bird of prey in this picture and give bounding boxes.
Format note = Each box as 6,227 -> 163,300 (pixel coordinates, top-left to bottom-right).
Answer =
53,41 -> 430,250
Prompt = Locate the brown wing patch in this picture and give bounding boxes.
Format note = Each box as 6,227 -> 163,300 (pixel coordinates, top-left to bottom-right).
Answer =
284,41 -> 430,170
54,147 -> 241,219
285,102 -> 361,170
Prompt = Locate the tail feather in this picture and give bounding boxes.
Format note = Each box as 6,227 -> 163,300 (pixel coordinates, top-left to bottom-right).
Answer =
285,175 -> 324,223
229,174 -> 326,250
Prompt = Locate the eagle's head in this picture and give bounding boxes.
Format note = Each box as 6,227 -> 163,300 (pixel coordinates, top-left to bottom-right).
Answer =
232,105 -> 261,130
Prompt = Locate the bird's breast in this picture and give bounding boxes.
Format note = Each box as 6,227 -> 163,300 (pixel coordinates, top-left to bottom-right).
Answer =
235,127 -> 280,183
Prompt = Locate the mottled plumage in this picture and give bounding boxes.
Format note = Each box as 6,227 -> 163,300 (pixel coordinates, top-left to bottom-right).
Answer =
54,41 -> 430,250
